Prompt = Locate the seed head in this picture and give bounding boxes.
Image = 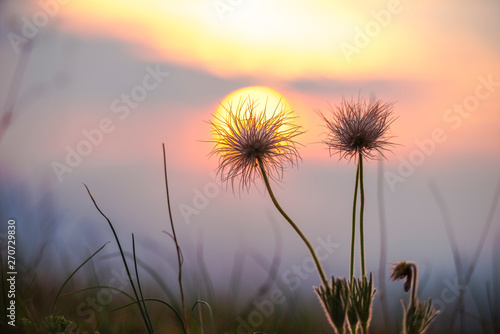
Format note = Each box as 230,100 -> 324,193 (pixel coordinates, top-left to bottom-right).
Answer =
209,97 -> 303,191
390,261 -> 414,293
319,97 -> 396,161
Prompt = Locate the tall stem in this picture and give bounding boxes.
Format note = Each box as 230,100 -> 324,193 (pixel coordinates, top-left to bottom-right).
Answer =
163,144 -> 189,333
350,160 -> 360,280
257,157 -> 328,287
359,153 -> 366,277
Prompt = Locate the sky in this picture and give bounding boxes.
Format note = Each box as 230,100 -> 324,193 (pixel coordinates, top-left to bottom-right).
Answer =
1,0 -> 500,317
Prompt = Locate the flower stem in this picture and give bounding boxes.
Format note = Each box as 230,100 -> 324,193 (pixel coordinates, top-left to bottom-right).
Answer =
350,160 -> 360,280
257,157 -> 328,287
409,262 -> 418,308
359,152 -> 366,277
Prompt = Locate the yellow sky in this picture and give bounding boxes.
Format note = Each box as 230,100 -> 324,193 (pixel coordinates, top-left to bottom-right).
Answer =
57,0 -> 499,82
3,0 -> 497,169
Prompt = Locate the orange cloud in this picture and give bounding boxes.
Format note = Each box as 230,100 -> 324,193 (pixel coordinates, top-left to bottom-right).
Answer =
54,0 -> 499,86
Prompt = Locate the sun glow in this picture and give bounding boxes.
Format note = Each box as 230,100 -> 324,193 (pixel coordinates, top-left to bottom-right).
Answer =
213,87 -> 293,140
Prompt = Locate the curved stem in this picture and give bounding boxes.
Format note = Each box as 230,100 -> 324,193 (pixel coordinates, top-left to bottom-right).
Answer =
350,160 -> 360,280
257,157 -> 328,287
409,262 -> 418,308
359,153 -> 366,277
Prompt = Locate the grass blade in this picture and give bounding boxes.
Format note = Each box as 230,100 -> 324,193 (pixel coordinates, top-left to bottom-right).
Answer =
162,143 -> 188,332
51,242 -> 109,314
132,234 -> 154,332
189,300 -> 217,334
84,184 -> 152,333
113,298 -> 186,333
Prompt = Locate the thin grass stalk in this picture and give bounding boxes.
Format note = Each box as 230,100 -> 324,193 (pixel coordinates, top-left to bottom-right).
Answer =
359,153 -> 366,277
113,298 -> 186,332
350,160 -> 360,280
227,251 -> 246,312
16,293 -> 36,327
242,215 -> 282,303
65,285 -> 135,301
162,143 -> 189,333
69,286 -> 184,330
190,300 -> 217,334
428,181 -> 464,333
452,177 -> 500,333
492,226 -> 500,332
196,285 -> 204,334
428,181 -> 464,279
51,242 -> 109,314
257,156 -> 328,287
0,40 -> 35,143
21,273 -> 37,301
196,230 -> 215,306
465,178 -> 500,283
84,184 -> 152,334
103,251 -> 180,309
377,158 -> 390,327
132,234 -> 154,332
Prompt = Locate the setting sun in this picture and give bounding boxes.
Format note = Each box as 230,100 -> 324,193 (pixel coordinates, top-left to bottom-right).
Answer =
216,86 -> 291,116
212,86 -> 292,139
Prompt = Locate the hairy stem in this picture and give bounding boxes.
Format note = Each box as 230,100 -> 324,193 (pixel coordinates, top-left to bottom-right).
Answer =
359,153 -> 366,277
350,160 -> 360,280
257,157 -> 328,287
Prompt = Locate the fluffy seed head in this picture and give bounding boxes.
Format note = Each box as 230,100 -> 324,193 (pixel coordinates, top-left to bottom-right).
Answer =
319,97 -> 396,161
209,97 -> 303,191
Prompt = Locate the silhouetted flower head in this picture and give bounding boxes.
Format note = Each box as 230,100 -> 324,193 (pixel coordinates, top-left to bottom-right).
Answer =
319,97 -> 396,161
392,262 -> 439,333
390,261 -> 414,293
209,97 -> 303,191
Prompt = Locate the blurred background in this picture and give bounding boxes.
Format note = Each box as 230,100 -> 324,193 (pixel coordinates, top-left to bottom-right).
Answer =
1,0 -> 499,332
